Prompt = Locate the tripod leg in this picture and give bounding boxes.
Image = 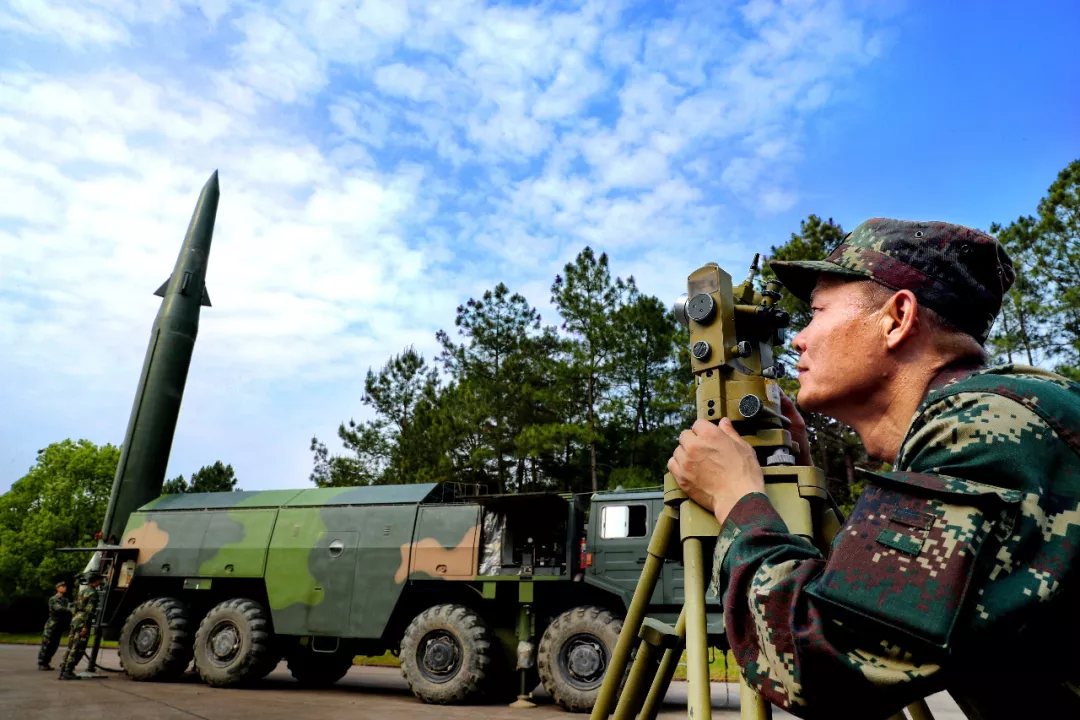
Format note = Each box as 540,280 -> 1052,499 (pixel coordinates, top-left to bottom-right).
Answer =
684,537 -> 712,720
740,681 -> 772,719
614,618 -> 681,720
639,609 -> 686,720
613,641 -> 658,720
590,507 -> 676,720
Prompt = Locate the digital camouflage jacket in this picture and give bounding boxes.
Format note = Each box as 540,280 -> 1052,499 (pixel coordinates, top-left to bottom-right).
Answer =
47,594 -> 71,618
69,585 -> 101,634
711,364 -> 1080,720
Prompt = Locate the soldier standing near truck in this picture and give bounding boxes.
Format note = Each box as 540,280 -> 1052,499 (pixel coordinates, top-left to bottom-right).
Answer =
58,572 -> 104,680
37,581 -> 71,670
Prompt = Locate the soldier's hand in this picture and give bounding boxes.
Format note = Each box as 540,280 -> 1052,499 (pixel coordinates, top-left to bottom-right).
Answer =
668,418 -> 765,525
780,389 -> 813,466
80,628 -> 88,639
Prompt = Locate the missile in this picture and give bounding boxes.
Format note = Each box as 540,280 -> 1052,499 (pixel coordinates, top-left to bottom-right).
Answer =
98,171 -> 220,543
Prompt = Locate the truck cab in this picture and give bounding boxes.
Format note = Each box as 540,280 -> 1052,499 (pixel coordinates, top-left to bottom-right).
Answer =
583,490 -> 724,634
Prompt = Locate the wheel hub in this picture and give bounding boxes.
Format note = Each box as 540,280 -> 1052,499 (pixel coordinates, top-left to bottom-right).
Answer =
132,621 -> 161,659
418,631 -> 462,683
568,643 -> 601,679
559,633 -> 607,689
209,622 -> 241,665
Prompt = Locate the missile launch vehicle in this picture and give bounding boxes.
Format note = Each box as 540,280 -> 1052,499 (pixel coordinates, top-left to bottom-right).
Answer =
82,173 -> 721,711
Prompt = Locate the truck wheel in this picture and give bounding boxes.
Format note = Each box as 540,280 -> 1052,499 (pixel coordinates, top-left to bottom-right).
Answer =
193,598 -> 277,687
119,597 -> 194,681
286,643 -> 355,687
537,606 -> 623,713
400,604 -> 494,704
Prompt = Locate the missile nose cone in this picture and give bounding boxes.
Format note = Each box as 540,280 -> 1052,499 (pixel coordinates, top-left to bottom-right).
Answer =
198,170 -> 220,208
183,171 -> 220,253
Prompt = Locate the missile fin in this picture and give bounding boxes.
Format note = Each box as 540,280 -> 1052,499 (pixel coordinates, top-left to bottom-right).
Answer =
153,279 -> 170,298
201,288 -> 212,307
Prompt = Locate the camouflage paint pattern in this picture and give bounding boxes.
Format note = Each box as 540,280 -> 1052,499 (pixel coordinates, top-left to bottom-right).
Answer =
125,510 -> 212,576
711,365 -> 1080,717
398,505 -> 482,582
120,483 -> 457,640
198,508 -> 278,577
121,490 -> 303,575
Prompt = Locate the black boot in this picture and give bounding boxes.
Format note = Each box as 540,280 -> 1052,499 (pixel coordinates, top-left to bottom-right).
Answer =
58,669 -> 79,680
38,664 -> 53,671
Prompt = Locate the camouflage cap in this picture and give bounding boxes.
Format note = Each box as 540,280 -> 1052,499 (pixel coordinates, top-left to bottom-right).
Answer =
769,218 -> 1016,344
55,581 -> 67,589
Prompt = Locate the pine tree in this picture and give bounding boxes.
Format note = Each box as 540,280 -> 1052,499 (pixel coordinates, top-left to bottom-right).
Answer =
551,248 -> 623,491
163,461 -> 240,493
436,284 -> 543,493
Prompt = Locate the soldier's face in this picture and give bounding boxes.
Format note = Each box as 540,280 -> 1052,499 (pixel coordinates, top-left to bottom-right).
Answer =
791,278 -> 885,415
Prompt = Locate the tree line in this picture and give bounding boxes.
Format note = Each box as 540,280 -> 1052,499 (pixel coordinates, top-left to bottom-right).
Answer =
311,159 -> 1080,507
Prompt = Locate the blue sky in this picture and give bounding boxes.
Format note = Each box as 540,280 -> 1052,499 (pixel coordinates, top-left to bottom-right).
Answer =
1,0 -> 1077,494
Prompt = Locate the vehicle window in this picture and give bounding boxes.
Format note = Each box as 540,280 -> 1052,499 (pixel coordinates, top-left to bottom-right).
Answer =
628,505 -> 647,537
600,504 -> 648,539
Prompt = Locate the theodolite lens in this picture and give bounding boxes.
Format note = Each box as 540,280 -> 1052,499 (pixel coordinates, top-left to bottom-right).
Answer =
739,394 -> 763,418
672,293 -> 690,326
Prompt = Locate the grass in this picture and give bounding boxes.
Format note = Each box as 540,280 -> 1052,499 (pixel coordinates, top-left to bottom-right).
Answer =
2,634 -> 739,682
672,649 -> 742,683
353,651 -> 401,668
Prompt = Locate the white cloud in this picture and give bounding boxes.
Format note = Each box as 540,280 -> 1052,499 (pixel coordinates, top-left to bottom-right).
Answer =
0,0 -> 131,47
531,52 -> 607,120
373,63 -> 432,102
230,11 -> 326,103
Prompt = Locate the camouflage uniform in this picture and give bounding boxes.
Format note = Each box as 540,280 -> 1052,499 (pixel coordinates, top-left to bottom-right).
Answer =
709,219 -> 1080,719
59,580 -> 102,679
37,587 -> 71,669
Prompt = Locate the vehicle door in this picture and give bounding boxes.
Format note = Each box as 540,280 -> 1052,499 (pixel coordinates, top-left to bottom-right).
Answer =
592,500 -> 663,603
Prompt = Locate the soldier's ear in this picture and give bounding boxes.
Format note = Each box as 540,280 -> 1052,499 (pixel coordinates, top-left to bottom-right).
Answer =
882,289 -> 919,351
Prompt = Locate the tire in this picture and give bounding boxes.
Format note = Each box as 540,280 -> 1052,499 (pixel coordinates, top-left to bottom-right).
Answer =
118,597 -> 194,682
193,598 -> 277,688
537,606 -> 623,713
286,642 -> 355,688
399,604 -> 495,704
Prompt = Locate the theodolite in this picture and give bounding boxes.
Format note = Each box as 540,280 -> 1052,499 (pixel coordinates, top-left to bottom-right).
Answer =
588,258 -> 933,720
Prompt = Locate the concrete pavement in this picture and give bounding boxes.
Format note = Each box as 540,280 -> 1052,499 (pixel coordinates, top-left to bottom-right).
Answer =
0,644 -> 968,719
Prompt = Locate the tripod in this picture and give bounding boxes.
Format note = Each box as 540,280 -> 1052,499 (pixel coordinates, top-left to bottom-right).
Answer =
588,260 -> 934,720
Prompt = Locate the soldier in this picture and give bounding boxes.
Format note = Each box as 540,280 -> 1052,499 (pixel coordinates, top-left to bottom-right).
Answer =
58,572 -> 104,680
37,581 -> 71,670
669,219 -> 1080,719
